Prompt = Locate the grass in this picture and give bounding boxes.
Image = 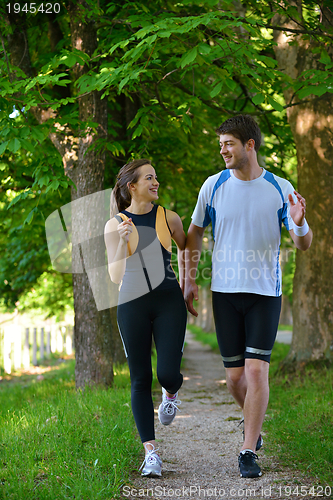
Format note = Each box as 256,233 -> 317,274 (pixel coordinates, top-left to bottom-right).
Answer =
277,324 -> 293,331
188,324 -> 333,484
0,356 -> 142,500
2,327 -> 331,497
266,343 -> 333,484
187,324 -> 219,352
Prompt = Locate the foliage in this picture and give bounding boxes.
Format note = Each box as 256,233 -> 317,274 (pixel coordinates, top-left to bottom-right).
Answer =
15,271 -> 73,320
0,0 -> 332,315
281,235 -> 296,305
0,174 -> 71,311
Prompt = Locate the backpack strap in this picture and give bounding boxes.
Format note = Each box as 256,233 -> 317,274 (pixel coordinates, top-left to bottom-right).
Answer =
156,205 -> 172,253
116,213 -> 139,257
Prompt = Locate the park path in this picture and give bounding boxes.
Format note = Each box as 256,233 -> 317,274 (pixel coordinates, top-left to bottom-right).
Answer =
127,331 -> 313,500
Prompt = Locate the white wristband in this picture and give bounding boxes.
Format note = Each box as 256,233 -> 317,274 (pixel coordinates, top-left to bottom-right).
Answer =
293,218 -> 309,237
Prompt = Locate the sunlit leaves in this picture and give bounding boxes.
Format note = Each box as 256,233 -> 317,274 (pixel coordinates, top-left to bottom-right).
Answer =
0,0 -> 332,316
252,93 -> 265,105
267,96 -> 284,112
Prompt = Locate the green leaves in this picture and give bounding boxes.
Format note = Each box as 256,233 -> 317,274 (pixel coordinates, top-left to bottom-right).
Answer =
6,189 -> 34,210
210,82 -> 223,98
293,67 -> 333,100
3,138 -> 21,154
105,142 -> 126,156
267,96 -> 284,112
252,93 -> 265,105
0,0 -> 332,317
318,49 -> 333,68
131,124 -> 143,139
180,47 -> 198,68
45,180 -> 60,193
0,141 -> 9,155
43,49 -> 90,72
24,206 -> 39,225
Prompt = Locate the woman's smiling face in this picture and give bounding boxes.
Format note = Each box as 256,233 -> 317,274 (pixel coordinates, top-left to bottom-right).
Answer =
129,163 -> 159,201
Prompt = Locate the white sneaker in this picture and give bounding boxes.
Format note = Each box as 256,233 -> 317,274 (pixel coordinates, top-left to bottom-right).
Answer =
140,444 -> 162,477
158,388 -> 181,426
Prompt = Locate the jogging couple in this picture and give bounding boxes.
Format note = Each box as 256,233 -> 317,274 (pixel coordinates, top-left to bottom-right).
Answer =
104,114 -> 312,479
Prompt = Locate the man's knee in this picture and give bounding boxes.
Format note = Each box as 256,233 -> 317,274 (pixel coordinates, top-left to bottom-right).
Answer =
226,366 -> 245,387
245,358 -> 269,384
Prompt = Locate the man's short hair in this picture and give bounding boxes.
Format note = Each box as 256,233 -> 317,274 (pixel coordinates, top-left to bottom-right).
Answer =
216,115 -> 261,152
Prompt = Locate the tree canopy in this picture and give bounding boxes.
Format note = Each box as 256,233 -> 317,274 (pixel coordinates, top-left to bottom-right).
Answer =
0,0 -> 332,369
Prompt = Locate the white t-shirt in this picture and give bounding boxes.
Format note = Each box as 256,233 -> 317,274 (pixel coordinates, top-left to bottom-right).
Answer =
191,168 -> 295,297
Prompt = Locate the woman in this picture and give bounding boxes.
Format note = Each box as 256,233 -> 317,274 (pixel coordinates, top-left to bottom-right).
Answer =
104,159 -> 187,477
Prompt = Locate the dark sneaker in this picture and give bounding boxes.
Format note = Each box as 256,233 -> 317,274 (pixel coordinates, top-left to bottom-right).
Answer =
238,450 -> 262,478
239,419 -> 263,451
256,434 -> 263,451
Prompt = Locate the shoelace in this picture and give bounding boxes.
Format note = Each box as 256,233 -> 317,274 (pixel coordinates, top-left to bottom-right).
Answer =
238,418 -> 263,450
161,397 -> 181,415
237,418 -> 244,428
240,450 -> 259,463
139,446 -> 161,471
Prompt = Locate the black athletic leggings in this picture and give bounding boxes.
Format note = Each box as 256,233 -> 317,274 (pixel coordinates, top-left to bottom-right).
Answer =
117,286 -> 187,443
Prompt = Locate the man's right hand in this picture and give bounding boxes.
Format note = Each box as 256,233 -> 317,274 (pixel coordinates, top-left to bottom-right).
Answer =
185,281 -> 199,317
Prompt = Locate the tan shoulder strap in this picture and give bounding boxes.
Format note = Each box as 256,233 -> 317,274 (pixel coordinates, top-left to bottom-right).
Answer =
116,213 -> 139,257
156,206 -> 172,253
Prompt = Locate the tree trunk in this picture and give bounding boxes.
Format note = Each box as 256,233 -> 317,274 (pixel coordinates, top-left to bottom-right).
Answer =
6,4 -> 115,386
279,294 -> 293,327
67,0 -> 114,387
273,4 -> 333,368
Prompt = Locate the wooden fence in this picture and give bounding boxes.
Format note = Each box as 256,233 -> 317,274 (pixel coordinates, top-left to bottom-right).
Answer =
0,324 -> 74,375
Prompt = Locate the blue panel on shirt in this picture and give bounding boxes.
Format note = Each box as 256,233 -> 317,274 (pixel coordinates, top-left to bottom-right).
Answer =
265,171 -> 290,231
203,204 -> 216,238
281,202 -> 290,230
277,205 -> 290,231
202,169 -> 230,240
210,169 -> 231,205
263,171 -> 284,204
275,247 -> 281,296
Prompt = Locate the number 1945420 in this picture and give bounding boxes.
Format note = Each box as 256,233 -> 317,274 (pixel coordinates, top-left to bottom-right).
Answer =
6,3 -> 61,14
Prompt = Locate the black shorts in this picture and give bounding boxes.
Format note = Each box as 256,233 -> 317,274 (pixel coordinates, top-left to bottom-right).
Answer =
212,292 -> 282,368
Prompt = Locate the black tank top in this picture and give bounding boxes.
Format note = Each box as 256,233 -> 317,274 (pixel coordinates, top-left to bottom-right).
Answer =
117,204 -> 179,299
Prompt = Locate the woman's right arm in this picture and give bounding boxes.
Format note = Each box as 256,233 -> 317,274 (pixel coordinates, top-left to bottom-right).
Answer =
104,217 -> 132,284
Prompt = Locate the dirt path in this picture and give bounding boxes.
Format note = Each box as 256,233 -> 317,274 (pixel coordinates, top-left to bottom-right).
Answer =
128,332 -> 312,500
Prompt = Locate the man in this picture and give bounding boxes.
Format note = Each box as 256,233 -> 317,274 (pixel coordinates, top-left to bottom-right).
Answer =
185,115 -> 312,478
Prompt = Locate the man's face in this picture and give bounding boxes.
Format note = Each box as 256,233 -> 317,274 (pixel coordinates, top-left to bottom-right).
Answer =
219,133 -> 249,170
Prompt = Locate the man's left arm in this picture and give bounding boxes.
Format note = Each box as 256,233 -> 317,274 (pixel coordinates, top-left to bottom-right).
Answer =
288,190 -> 313,251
